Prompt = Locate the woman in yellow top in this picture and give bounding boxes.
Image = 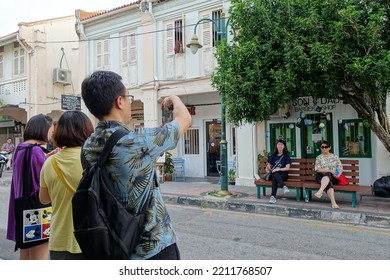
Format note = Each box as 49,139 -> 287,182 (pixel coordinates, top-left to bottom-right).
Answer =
39,111 -> 94,260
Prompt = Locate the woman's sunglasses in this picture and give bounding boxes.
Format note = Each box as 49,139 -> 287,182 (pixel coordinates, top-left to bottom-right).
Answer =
320,145 -> 329,149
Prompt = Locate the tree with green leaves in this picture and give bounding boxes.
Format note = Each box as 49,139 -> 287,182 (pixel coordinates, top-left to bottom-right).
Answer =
212,0 -> 390,152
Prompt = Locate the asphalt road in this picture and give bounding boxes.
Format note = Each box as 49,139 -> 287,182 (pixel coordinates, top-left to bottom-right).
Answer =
171,204 -> 390,260
1,184 -> 390,260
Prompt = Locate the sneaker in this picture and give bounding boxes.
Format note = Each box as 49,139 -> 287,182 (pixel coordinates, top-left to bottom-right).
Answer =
283,186 -> 290,194
269,196 -> 276,204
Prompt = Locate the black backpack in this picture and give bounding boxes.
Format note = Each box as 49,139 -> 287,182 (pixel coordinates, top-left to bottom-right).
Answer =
72,129 -> 150,259
373,176 -> 390,198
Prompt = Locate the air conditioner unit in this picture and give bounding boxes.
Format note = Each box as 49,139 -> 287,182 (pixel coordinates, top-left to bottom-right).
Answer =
53,68 -> 71,85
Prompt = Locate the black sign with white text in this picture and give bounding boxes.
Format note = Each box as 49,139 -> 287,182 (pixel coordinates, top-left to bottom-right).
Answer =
61,95 -> 81,110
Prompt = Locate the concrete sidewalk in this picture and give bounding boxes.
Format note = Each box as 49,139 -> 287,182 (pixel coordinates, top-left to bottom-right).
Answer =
159,177 -> 390,228
1,169 -> 389,228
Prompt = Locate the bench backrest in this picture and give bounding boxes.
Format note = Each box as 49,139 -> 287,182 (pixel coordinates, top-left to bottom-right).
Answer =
259,157 -> 306,182
305,159 -> 360,185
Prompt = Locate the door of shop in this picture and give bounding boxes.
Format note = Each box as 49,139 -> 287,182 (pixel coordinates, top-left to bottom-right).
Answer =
301,113 -> 333,159
206,121 -> 221,176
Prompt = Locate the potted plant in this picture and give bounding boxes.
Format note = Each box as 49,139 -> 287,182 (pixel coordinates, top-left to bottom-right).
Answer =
257,149 -> 270,176
228,169 -> 236,185
164,151 -> 174,181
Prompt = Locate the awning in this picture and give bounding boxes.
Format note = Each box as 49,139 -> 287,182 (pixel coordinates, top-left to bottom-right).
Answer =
0,105 -> 27,124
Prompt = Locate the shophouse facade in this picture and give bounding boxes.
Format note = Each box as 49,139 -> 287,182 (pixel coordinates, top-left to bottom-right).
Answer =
75,0 -> 247,181
75,0 -> 389,187
0,15 -> 81,145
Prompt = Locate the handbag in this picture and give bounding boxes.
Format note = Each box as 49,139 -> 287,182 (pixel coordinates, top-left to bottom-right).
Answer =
262,155 -> 284,181
14,144 -> 52,251
263,171 -> 271,181
338,173 -> 349,185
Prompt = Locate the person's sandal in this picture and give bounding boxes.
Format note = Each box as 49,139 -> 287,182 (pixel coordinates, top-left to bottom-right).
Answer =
314,192 -> 323,199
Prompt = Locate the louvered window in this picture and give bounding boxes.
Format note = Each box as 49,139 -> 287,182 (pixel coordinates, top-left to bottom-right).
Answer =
96,39 -> 110,69
212,10 -> 222,47
0,52 -> 4,79
13,47 -> 25,76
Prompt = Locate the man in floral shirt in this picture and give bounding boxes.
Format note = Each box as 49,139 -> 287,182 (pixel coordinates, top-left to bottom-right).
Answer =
81,71 -> 191,259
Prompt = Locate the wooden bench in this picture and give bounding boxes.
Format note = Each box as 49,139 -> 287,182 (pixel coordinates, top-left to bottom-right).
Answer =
302,159 -> 360,207
254,158 -> 306,201
255,158 -> 361,207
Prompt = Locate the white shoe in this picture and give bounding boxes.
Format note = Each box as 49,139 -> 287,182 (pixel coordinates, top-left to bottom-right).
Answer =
283,186 -> 290,194
269,196 -> 276,204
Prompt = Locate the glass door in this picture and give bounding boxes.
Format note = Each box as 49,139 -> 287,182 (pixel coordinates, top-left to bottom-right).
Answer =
206,121 -> 221,176
270,123 -> 297,157
301,113 -> 333,159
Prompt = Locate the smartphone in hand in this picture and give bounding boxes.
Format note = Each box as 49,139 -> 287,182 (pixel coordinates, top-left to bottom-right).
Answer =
162,106 -> 173,125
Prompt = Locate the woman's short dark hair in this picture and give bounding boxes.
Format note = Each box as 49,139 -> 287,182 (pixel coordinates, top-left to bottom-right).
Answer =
81,70 -> 126,119
273,139 -> 289,155
23,114 -> 53,142
54,111 -> 94,148
321,140 -> 331,147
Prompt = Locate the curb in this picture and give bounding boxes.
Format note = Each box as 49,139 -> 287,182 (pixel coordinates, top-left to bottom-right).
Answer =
163,194 -> 390,229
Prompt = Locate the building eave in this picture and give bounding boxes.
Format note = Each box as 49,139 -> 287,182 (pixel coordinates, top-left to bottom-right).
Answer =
0,32 -> 18,46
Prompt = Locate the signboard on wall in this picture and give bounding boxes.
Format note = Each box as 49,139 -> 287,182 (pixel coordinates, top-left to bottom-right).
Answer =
61,95 -> 81,110
291,96 -> 341,113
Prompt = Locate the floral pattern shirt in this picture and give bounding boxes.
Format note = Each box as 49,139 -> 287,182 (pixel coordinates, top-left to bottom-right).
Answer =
315,153 -> 343,173
82,120 -> 180,259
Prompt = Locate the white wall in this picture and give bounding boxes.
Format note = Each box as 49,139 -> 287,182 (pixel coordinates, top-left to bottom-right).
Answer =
236,124 -> 257,187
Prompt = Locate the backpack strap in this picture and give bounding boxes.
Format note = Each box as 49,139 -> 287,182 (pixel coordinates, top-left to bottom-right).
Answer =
51,156 -> 75,194
98,129 -> 129,167
17,144 -> 42,198
81,129 -> 128,169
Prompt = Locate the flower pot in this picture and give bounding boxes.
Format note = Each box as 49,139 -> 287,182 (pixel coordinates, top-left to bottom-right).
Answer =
164,174 -> 172,181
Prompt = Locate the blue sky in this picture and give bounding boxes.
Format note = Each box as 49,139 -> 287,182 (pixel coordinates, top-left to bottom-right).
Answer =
1,0 -> 134,36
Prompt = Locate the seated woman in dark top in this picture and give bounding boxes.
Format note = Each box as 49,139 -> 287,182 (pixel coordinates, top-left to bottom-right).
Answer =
266,139 -> 292,204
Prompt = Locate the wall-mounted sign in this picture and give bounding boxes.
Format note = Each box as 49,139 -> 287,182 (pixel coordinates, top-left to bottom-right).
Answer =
291,97 -> 341,113
61,95 -> 81,110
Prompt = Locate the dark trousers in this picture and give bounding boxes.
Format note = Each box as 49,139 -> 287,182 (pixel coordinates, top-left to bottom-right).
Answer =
316,172 -> 338,193
147,243 -> 180,260
271,172 -> 288,197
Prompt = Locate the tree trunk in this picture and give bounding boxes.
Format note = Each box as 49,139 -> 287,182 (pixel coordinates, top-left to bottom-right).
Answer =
348,97 -> 390,154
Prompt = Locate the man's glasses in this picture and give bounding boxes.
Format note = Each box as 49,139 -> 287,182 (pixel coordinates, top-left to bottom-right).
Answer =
121,95 -> 134,102
320,145 -> 329,149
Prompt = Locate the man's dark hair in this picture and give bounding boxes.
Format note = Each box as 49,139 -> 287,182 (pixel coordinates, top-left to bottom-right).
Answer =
81,71 -> 126,119
23,114 -> 53,142
54,111 -> 94,148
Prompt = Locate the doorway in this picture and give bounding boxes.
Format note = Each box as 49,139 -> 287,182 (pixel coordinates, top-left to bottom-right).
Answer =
206,121 -> 221,176
301,113 -> 333,158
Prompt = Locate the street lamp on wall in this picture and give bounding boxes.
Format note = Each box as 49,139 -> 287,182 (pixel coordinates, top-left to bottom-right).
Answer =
186,34 -> 203,54
187,13 -> 231,196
